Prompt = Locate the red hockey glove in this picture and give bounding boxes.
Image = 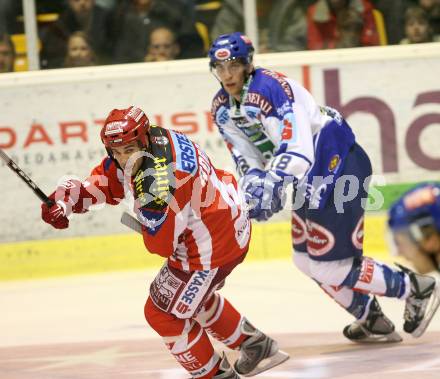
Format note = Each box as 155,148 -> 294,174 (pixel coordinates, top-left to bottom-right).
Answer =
41,195 -> 69,229
41,179 -> 89,229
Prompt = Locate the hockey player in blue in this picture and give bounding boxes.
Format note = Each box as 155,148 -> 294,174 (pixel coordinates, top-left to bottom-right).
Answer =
389,184 -> 440,275
209,32 -> 440,347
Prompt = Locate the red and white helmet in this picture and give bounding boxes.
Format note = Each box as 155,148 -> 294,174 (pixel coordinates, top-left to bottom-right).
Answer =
101,106 -> 150,149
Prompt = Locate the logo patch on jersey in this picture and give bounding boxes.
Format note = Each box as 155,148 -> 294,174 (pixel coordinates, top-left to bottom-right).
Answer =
152,135 -> 169,146
281,114 -> 297,142
216,105 -> 229,125
281,119 -> 293,140
306,220 -> 335,256
150,264 -> 185,312
214,48 -> 231,60
172,269 -> 217,318
137,208 -> 166,235
328,154 -> 341,173
276,101 -> 292,117
351,216 -> 364,250
171,132 -> 198,174
292,211 -> 307,245
246,92 -> 273,115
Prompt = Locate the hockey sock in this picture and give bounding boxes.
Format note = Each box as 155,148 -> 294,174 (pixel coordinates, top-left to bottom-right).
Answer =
341,257 -> 410,298
197,293 -> 247,349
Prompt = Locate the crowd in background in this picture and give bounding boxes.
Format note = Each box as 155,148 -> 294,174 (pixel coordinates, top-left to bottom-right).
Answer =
0,0 -> 440,73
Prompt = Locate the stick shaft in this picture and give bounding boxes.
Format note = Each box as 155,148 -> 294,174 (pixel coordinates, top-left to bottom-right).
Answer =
0,148 -> 53,206
120,211 -> 142,234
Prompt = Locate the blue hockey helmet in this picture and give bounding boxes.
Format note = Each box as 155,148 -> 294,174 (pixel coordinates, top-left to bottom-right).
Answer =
208,32 -> 254,68
388,184 -> 440,241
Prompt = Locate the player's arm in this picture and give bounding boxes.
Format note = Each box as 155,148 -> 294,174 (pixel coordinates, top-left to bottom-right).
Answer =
212,95 -> 264,176
41,157 -> 124,229
241,82 -> 314,221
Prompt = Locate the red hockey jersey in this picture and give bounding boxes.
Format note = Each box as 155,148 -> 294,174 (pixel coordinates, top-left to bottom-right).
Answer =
84,126 -> 251,272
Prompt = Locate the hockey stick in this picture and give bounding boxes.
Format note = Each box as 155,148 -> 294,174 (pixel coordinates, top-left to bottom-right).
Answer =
121,211 -> 142,234
0,147 -> 54,206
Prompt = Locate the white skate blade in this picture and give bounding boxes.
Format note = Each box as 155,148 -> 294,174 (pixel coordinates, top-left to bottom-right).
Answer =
242,350 -> 289,377
411,279 -> 440,338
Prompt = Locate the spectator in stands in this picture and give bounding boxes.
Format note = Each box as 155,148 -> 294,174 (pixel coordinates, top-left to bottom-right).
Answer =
372,0 -> 412,45
64,31 -> 97,67
267,0 -> 310,52
307,0 -> 380,50
209,0 -> 276,52
400,6 -> 438,43
209,0 -> 243,44
0,33 -> 15,73
40,0 -> 113,69
418,0 -> 440,35
335,8 -> 364,47
112,0 -> 203,63
0,0 -> 20,34
144,26 -> 180,62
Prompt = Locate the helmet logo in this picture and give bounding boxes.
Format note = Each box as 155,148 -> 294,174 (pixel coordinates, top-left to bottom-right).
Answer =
127,106 -> 144,122
240,34 -> 252,44
105,121 -> 125,135
215,48 -> 231,60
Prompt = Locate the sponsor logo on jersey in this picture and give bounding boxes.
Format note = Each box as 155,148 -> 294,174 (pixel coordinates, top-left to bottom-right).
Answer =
151,156 -> 170,206
216,105 -> 229,125
173,269 -> 215,316
104,121 -> 125,135
328,154 -> 341,173
292,211 -> 307,244
351,216 -> 364,250
134,169 -> 148,206
261,69 -> 294,100
306,220 -> 335,256
276,100 -> 293,116
150,265 -> 184,311
152,135 -> 169,146
281,118 -> 294,140
195,144 -> 212,186
211,93 -> 228,115
171,132 -> 198,174
214,48 -> 231,60
246,92 -> 273,115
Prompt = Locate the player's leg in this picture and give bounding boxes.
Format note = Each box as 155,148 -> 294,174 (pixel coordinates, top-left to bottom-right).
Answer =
145,297 -> 238,378
196,290 -> 289,376
146,261 -> 245,378
294,252 -> 401,342
303,220 -> 439,339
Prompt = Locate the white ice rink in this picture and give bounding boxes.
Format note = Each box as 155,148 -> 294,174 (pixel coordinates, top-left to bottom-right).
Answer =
2,260 -> 440,378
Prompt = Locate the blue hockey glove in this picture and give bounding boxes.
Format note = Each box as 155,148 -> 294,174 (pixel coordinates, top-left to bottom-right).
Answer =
240,169 -> 285,221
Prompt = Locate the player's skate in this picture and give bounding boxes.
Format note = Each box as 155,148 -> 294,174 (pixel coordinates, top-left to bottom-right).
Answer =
397,264 -> 440,337
234,318 -> 289,377
212,353 -> 241,379
343,296 -> 402,343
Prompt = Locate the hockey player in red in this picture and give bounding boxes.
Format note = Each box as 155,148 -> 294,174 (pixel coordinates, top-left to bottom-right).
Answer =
41,106 -> 289,378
